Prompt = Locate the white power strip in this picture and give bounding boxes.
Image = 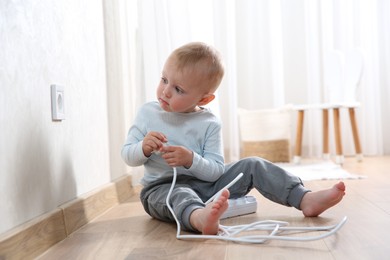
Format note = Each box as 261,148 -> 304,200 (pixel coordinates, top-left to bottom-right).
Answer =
221,196 -> 257,219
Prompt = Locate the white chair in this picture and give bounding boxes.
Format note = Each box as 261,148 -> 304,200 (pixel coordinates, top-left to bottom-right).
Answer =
293,49 -> 364,164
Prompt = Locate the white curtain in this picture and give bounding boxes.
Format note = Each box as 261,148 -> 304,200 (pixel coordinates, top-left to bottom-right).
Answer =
121,0 -> 390,162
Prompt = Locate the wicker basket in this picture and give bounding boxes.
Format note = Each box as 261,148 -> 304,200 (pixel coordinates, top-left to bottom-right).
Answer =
238,107 -> 292,163
241,139 -> 291,162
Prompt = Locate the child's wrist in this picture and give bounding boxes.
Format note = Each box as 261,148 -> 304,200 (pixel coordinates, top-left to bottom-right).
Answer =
184,151 -> 194,169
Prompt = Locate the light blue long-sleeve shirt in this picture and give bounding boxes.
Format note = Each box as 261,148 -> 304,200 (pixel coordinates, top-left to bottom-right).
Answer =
121,101 -> 225,185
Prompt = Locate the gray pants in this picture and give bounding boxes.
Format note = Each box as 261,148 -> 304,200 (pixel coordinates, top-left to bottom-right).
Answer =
140,157 -> 309,232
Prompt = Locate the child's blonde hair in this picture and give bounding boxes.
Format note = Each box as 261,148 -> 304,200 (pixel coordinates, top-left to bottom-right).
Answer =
169,42 -> 224,93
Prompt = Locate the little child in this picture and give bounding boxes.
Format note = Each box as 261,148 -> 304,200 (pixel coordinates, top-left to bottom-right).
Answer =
121,42 -> 345,235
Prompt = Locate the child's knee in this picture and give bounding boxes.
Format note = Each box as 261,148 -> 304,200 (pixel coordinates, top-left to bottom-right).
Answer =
240,156 -> 268,171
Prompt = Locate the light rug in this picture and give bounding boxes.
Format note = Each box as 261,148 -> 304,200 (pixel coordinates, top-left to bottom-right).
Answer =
276,161 -> 366,181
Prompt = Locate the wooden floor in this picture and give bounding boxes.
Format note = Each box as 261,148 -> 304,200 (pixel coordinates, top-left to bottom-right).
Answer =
38,156 -> 390,260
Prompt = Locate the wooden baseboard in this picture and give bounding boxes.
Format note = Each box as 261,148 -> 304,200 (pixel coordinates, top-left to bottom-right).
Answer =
0,209 -> 66,260
61,175 -> 133,235
0,174 -> 134,259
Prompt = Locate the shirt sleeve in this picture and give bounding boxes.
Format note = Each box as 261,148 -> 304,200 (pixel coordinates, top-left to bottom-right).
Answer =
121,138 -> 148,167
121,107 -> 149,167
185,122 -> 225,182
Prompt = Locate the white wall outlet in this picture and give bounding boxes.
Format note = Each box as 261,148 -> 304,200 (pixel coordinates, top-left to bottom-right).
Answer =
51,84 -> 65,121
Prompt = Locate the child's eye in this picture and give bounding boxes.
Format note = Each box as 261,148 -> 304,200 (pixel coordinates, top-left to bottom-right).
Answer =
175,86 -> 184,94
161,77 -> 168,84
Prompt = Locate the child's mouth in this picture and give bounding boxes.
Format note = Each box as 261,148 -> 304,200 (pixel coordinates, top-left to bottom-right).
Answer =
159,98 -> 169,107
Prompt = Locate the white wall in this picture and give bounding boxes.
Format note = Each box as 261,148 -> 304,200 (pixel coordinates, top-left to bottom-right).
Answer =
0,1 -> 116,234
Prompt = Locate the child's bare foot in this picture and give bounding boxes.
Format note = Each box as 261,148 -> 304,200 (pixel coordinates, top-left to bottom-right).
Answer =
300,181 -> 346,217
190,189 -> 230,235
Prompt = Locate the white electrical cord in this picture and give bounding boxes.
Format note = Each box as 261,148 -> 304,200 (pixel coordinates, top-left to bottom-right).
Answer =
166,167 -> 347,244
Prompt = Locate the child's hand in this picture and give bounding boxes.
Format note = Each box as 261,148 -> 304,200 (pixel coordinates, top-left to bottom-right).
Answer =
160,145 -> 193,168
142,132 -> 167,157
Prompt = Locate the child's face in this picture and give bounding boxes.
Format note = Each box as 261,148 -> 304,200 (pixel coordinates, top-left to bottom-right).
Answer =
157,57 -> 212,113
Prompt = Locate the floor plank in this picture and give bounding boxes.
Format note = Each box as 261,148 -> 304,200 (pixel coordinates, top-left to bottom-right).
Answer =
38,156 -> 390,260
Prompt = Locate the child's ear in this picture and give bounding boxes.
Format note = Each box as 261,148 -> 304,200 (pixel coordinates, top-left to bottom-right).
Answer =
198,94 -> 215,106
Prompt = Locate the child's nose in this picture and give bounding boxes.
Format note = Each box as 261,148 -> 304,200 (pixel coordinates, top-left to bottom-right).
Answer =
163,85 -> 172,98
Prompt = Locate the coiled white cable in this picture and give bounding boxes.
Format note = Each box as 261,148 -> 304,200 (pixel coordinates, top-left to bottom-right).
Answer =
166,167 -> 347,244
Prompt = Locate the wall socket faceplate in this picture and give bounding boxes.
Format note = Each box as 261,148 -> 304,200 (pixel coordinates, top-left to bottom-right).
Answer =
51,84 -> 65,121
